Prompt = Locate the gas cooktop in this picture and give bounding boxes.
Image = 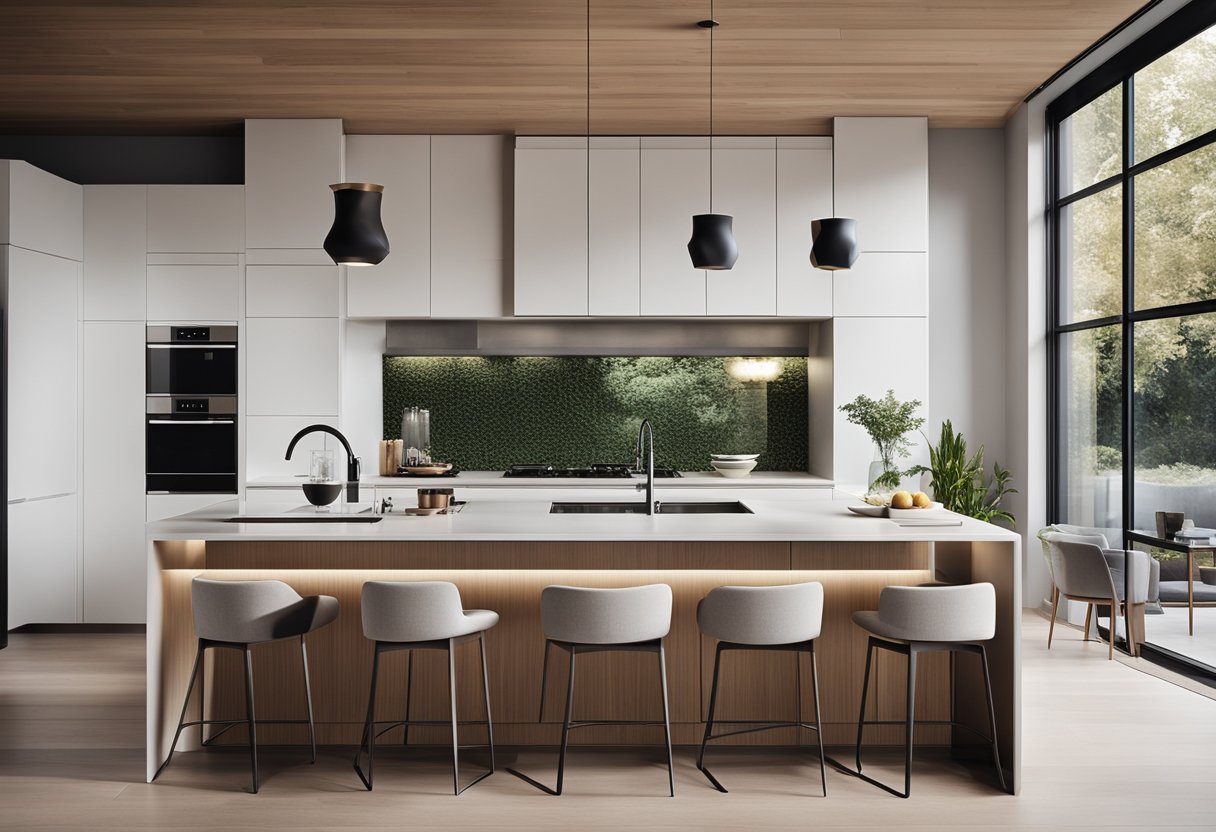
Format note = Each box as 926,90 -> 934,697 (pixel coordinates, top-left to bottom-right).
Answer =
503,463 -> 682,479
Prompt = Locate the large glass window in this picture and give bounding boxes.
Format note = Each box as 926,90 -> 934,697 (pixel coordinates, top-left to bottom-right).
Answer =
1049,5 -> 1216,667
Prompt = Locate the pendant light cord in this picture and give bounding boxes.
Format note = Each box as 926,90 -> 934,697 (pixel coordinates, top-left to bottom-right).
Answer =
708,0 -> 714,211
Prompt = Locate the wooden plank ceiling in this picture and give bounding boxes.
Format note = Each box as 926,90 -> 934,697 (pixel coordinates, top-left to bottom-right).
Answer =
0,0 -> 1147,135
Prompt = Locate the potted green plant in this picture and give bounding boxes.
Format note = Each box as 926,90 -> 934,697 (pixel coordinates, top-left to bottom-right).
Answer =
839,390 -> 925,491
915,420 -> 1016,527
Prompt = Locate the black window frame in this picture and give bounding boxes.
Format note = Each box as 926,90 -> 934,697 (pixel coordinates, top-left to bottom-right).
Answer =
1047,0 -> 1216,547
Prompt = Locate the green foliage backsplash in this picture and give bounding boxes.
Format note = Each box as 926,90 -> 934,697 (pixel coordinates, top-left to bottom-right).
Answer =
383,356 -> 808,471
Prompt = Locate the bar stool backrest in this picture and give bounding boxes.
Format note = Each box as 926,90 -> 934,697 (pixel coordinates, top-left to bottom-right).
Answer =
192,578 -> 305,643
876,583 -> 996,643
361,580 -> 470,643
697,582 -> 824,644
541,584 -> 673,644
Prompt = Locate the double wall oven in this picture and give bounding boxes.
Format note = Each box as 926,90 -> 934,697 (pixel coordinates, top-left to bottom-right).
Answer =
146,325 -> 238,494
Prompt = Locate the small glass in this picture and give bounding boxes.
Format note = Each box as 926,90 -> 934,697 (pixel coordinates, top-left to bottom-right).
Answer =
310,449 -> 336,482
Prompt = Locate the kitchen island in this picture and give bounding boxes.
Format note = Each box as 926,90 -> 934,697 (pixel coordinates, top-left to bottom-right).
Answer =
146,495 -> 1021,791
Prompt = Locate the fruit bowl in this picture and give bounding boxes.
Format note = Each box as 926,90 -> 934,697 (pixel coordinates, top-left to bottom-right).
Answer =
301,481 -> 343,507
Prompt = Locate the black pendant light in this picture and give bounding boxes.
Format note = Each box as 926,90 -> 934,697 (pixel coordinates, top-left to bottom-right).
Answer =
810,217 -> 859,270
687,12 -> 737,271
323,183 -> 389,267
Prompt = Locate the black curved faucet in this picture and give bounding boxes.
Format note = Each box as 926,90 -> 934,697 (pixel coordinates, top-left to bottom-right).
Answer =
285,424 -> 361,502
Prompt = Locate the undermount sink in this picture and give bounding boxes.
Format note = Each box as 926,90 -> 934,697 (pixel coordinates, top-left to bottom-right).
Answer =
549,501 -> 753,515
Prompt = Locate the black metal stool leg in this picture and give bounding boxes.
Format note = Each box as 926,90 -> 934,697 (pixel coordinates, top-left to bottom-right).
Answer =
243,645 -> 258,794
152,640 -> 204,782
809,644 -> 827,797
402,649 -> 413,746
448,638 -> 461,796
696,643 -> 726,792
658,643 -> 675,797
300,636 -> 316,764
353,644 -> 381,790
555,646 -> 576,796
855,638 -> 875,773
537,639 -> 552,722
480,632 -> 496,772
980,645 -> 1008,794
903,647 -> 918,798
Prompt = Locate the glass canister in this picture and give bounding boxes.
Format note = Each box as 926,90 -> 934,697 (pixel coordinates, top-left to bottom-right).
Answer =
401,406 -> 432,466
310,449 -> 336,482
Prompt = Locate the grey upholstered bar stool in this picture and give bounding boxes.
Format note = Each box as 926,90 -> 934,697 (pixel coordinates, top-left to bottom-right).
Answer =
837,583 -> 1008,798
696,582 -> 827,795
353,580 -> 498,795
153,578 -> 339,793
508,583 -> 675,796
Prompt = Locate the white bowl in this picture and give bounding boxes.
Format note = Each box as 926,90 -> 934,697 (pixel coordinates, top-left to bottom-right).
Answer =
711,453 -> 760,462
711,460 -> 757,477
887,502 -> 945,519
709,458 -> 758,469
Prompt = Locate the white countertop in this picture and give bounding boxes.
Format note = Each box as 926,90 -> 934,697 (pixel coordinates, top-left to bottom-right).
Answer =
147,494 -> 1020,544
246,471 -> 834,489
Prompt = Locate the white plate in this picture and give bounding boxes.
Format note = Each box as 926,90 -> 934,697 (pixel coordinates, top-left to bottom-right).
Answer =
710,453 -> 760,461
710,459 -> 758,470
712,466 -> 754,478
847,504 -> 887,517
887,502 -> 945,519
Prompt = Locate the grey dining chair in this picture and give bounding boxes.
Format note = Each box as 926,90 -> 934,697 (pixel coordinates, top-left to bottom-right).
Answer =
1042,533 -> 1151,659
153,578 -> 339,793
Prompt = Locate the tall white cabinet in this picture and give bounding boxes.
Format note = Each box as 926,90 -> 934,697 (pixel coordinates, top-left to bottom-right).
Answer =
2,161 -> 82,629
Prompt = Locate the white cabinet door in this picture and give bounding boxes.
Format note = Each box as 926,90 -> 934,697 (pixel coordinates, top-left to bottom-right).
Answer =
245,318 -> 340,416
833,117 -> 928,253
776,139 -> 834,317
147,185 -> 245,253
589,139 -> 641,316
833,252 -> 927,317
81,322 -> 146,623
831,316 -> 929,492
8,495 -> 78,628
640,140 -> 708,316
146,264 -> 240,321
244,119 -> 343,251
706,141 -> 776,316
344,135 -> 431,318
246,265 -> 339,317
0,160 -> 83,262
430,135 -> 506,318
5,247 -> 78,501
83,185 -> 147,321
514,141 -> 588,316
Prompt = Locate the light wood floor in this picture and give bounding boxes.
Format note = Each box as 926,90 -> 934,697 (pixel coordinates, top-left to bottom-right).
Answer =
1,612 -> 1213,830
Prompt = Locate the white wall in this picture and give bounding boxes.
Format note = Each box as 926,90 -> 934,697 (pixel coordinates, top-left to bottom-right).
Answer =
927,129 -> 1008,463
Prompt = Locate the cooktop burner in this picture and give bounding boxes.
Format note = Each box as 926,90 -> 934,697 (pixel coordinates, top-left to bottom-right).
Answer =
503,463 -> 682,479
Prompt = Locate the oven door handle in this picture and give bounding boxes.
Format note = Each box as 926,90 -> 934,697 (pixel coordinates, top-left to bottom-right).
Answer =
148,419 -> 235,425
147,344 -> 237,349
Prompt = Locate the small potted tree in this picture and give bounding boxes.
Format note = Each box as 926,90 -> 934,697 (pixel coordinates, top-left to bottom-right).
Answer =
839,389 -> 925,493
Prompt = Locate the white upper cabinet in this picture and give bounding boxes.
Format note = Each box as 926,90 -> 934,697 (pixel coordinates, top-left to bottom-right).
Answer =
244,119 -> 343,251
833,117 -> 928,253
514,138 -> 588,316
245,317 -> 340,416
83,185 -> 147,320
147,185 -> 244,253
833,252 -> 927,317
588,138 -> 641,316
5,246 -> 79,501
776,138 -> 833,317
706,139 -> 776,316
430,135 -> 506,318
640,138 -> 708,316
344,135 -> 431,318
146,264 -> 239,321
246,264 -> 339,317
0,160 -> 83,262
